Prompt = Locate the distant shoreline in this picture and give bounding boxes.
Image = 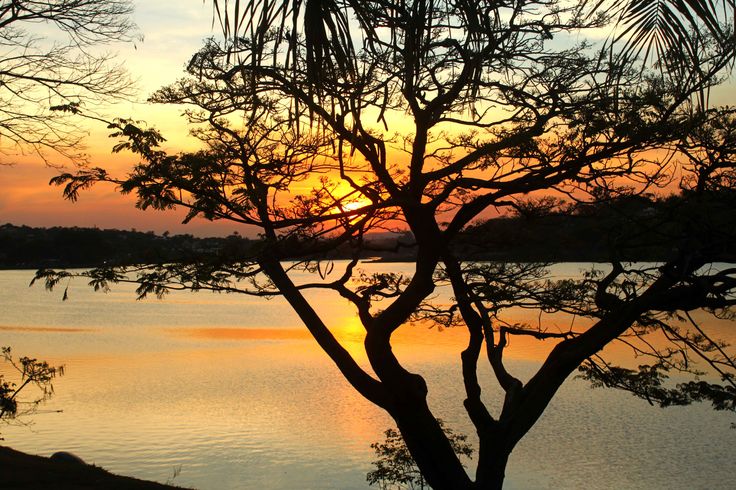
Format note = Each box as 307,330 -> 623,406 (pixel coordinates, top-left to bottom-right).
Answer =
3,214 -> 735,270
2,259 -> 643,271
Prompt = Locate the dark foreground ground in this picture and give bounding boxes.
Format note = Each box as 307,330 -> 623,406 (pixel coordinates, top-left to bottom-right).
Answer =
0,446 -> 187,489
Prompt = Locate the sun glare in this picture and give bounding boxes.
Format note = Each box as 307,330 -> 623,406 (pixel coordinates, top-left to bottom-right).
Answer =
340,198 -> 372,213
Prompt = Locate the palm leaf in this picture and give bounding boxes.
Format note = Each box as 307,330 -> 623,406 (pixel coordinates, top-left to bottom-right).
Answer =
209,0 -> 360,81
615,0 -> 734,67
209,1 -> 734,70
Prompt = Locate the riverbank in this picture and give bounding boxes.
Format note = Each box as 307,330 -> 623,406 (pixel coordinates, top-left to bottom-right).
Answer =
0,446 -> 186,489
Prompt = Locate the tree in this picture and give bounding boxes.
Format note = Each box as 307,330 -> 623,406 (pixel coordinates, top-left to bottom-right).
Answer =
0,0 -> 137,163
42,1 -> 736,488
0,346 -> 63,438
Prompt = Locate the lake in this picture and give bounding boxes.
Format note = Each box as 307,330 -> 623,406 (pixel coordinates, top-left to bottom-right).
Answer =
1,263 -> 734,489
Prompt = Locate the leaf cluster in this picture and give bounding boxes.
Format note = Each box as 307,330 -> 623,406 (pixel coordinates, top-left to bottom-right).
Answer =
579,360 -> 736,412
367,421 -> 473,490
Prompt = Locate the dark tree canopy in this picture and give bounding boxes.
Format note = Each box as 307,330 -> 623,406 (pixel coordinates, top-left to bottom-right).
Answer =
44,1 -> 736,488
0,0 -> 137,163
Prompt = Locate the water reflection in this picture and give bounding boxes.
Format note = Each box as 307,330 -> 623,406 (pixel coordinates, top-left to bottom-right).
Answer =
0,325 -> 94,333
167,327 -> 310,340
1,267 -> 734,489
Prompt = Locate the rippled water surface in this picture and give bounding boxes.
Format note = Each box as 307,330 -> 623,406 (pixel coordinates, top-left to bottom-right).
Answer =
1,264 -> 734,489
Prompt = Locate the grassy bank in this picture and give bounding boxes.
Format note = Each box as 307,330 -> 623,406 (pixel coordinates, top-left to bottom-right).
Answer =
0,446 -> 187,489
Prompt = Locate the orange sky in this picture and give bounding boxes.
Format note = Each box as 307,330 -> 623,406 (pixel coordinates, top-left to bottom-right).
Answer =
0,2 -> 248,236
1,2 -> 734,237
0,0 -> 418,237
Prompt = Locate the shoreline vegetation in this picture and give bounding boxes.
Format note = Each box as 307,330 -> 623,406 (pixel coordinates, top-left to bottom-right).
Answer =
0,445 -> 185,489
2,191 -> 736,269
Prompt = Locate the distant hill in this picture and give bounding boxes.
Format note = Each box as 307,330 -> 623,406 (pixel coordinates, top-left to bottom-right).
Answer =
0,224 -> 253,269
2,192 -> 735,269
454,191 -> 736,262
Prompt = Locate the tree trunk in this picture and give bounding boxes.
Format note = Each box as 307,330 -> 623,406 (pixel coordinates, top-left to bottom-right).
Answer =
474,433 -> 512,490
475,470 -> 506,490
482,472 -> 506,490
391,400 -> 474,489
366,330 -> 474,489
396,412 -> 512,490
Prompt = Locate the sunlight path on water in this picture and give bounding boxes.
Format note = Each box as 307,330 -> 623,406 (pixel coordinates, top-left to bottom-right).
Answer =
1,265 -> 734,489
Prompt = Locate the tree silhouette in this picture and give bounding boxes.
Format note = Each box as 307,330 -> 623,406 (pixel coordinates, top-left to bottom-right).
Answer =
44,2 -> 736,488
1,347 -> 63,438
0,0 -> 137,163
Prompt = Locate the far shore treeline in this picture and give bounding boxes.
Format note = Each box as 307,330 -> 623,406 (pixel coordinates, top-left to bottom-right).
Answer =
2,191 -> 735,269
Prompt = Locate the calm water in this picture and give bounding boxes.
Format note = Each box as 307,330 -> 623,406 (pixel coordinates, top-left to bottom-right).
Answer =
1,263 -> 734,489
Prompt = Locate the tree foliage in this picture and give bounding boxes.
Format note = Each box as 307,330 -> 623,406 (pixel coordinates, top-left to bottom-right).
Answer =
0,347 -> 63,439
0,0 -> 137,163
368,421 -> 473,490
41,1 -> 736,488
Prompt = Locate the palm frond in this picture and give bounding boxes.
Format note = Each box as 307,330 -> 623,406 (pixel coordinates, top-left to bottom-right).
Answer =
615,0 -> 735,67
209,0 -> 360,83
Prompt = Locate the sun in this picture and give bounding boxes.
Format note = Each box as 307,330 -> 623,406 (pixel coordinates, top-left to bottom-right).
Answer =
340,198 -> 373,213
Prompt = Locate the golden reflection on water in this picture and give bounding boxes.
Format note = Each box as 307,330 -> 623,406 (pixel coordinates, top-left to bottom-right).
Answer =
166,327 -> 311,340
2,268 -> 735,489
0,331 -> 733,482
159,314 -> 674,371
6,340 -> 393,482
0,325 -> 95,333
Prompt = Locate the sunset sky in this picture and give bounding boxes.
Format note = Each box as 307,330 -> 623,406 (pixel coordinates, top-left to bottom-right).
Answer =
1,1 -> 735,237
0,1 -> 247,236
